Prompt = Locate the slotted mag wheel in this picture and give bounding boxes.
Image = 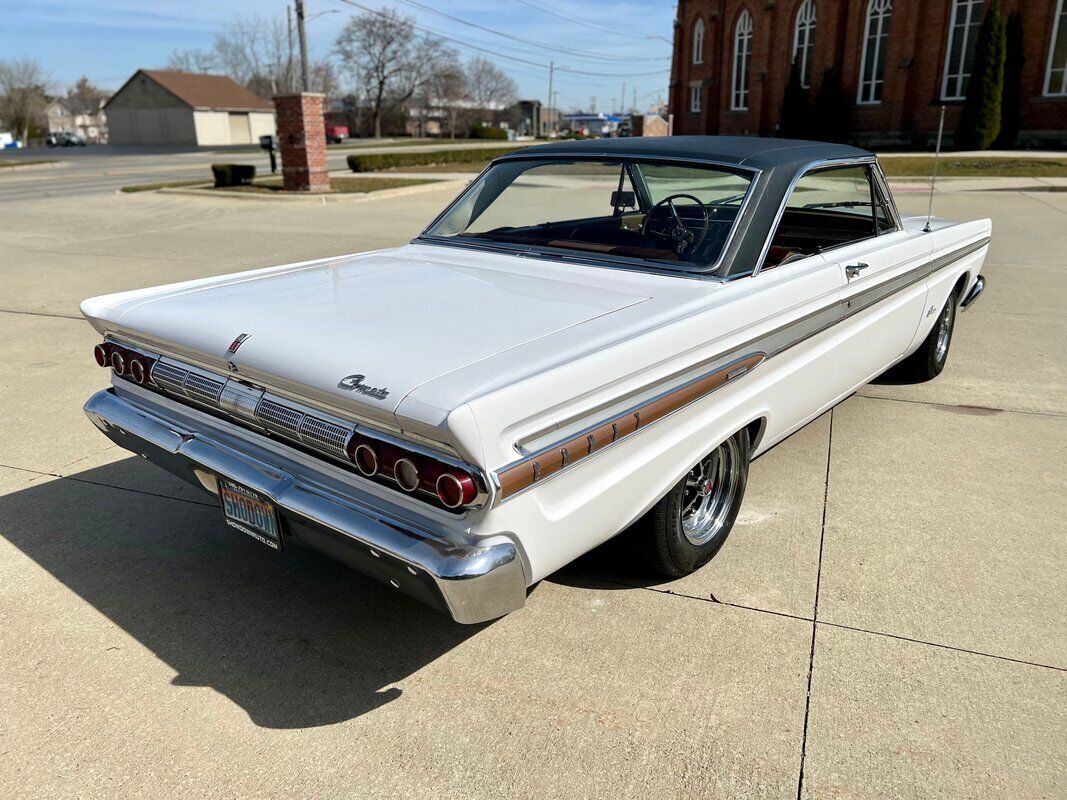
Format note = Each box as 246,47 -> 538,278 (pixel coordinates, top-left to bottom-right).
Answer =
680,437 -> 743,546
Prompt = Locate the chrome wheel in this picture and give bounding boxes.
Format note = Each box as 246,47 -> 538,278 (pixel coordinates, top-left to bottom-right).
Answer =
680,438 -> 743,546
935,301 -> 954,364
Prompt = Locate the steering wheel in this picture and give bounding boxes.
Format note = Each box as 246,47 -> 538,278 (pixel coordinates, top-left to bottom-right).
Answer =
641,193 -> 710,256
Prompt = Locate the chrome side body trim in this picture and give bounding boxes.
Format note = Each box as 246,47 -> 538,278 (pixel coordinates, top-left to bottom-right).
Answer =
491,236 -> 989,505
496,352 -> 765,502
83,389 -> 526,624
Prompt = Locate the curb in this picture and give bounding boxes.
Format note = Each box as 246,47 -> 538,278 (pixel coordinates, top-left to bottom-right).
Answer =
155,178 -> 467,203
0,160 -> 65,172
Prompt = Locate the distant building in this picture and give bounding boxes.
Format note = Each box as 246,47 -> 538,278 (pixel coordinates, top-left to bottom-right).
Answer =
562,114 -> 625,137
46,97 -> 109,143
670,0 -> 1067,147
105,70 -> 275,146
631,113 -> 670,137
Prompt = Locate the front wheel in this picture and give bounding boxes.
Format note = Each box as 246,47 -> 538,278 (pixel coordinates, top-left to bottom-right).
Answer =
897,289 -> 957,382
642,428 -> 751,578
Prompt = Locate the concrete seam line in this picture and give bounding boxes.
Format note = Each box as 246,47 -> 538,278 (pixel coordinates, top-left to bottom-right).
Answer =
795,407 -> 833,800
855,393 -> 1067,420
0,463 -> 216,509
0,308 -> 82,321
615,579 -> 1067,674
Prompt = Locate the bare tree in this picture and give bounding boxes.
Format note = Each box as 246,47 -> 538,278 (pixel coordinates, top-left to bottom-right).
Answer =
163,13 -> 339,102
0,58 -> 50,144
464,57 -> 518,111
335,8 -> 459,137
167,48 -> 217,74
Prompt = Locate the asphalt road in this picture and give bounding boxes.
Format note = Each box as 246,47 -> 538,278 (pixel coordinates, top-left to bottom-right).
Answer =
0,179 -> 1064,798
0,140 -> 518,201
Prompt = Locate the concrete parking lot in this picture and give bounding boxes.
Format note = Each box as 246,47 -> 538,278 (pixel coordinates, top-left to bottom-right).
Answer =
0,171 -> 1064,798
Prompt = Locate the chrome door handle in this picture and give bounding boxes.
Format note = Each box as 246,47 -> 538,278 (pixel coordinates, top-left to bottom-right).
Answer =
845,262 -> 870,279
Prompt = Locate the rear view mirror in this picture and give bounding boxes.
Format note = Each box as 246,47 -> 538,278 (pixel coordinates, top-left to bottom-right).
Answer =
611,190 -> 636,210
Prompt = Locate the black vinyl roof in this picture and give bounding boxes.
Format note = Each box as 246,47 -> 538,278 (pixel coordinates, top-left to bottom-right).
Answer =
495,135 -> 878,276
506,135 -> 873,175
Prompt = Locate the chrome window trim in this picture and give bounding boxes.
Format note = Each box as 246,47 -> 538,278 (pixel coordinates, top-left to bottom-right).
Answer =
415,153 -> 762,278
871,162 -> 903,231
751,155 -> 880,277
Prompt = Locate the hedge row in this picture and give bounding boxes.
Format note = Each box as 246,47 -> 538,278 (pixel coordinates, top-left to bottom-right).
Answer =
347,146 -> 521,173
211,163 -> 256,187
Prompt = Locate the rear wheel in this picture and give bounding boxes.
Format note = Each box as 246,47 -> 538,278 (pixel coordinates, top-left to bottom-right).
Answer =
897,289 -> 957,381
643,428 -> 751,578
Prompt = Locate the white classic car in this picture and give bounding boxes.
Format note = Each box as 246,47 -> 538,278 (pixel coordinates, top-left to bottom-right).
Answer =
82,137 -> 988,623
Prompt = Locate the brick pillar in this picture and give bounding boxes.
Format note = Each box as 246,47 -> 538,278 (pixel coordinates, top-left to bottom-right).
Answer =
273,93 -> 330,193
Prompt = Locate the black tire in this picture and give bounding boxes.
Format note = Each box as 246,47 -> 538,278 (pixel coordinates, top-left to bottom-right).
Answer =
643,428 -> 751,578
896,289 -> 958,382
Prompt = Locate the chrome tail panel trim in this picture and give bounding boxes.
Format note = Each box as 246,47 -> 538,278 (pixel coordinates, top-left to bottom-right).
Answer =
106,339 -> 490,509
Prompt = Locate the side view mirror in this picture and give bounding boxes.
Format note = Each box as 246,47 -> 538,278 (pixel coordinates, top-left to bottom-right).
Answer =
611,190 -> 636,210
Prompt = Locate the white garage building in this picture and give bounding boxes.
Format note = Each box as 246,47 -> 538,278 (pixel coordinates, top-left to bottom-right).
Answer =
105,70 -> 276,147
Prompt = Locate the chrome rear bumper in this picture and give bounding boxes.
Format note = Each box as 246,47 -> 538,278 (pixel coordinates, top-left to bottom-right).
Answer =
960,274 -> 985,311
83,389 -> 527,624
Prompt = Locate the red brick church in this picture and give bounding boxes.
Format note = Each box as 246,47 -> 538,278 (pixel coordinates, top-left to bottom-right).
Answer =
669,0 -> 1067,147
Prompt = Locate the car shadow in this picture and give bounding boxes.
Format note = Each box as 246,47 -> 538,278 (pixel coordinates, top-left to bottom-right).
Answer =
549,525 -> 676,592
0,458 -> 484,729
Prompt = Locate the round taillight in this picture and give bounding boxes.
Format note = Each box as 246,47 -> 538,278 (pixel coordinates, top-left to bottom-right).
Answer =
436,471 -> 477,509
110,350 -> 126,376
93,344 -> 109,367
352,443 -> 378,476
394,458 -> 420,492
129,358 -> 146,384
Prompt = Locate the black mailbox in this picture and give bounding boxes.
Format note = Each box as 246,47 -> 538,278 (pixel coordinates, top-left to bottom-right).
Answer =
259,135 -> 278,173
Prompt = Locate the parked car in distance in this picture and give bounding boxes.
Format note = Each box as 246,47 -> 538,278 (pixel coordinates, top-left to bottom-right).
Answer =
81,136 -> 988,624
325,125 -> 349,144
46,131 -> 86,147
1,131 -> 22,149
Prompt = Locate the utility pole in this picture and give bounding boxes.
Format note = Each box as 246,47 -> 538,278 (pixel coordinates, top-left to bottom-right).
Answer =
621,82 -> 626,114
545,60 -> 554,138
287,5 -> 295,92
295,0 -> 310,92
632,86 -> 637,114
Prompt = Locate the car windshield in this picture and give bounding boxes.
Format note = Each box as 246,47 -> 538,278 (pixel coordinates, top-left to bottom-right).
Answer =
422,157 -> 754,271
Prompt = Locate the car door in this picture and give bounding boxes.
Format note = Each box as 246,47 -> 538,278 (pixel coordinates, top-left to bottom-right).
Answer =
819,165 -> 932,385
750,162 -> 931,443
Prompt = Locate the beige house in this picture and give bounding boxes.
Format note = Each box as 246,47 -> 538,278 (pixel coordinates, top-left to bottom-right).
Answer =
46,97 -> 109,143
105,70 -> 275,146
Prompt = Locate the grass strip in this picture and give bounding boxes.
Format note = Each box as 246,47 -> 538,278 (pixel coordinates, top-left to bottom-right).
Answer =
214,176 -> 438,194
121,179 -> 210,193
347,146 -> 521,172
879,157 -> 1067,177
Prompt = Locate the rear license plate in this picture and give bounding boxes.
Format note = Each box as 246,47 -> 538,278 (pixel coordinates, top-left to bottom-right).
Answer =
218,476 -> 282,550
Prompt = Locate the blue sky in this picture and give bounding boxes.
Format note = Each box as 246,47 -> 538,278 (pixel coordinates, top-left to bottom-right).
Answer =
0,0 -> 676,112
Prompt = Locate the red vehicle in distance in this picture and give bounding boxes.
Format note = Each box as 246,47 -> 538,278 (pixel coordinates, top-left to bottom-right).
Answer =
325,125 -> 348,144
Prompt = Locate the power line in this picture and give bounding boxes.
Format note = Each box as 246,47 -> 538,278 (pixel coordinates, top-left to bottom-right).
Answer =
512,0 -> 672,44
333,0 -> 669,80
395,0 -> 669,63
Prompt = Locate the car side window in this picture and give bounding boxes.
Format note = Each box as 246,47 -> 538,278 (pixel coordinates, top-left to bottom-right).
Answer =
761,165 -> 880,270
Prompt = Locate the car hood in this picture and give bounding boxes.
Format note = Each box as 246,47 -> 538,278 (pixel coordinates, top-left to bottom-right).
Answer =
82,246 -> 650,426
